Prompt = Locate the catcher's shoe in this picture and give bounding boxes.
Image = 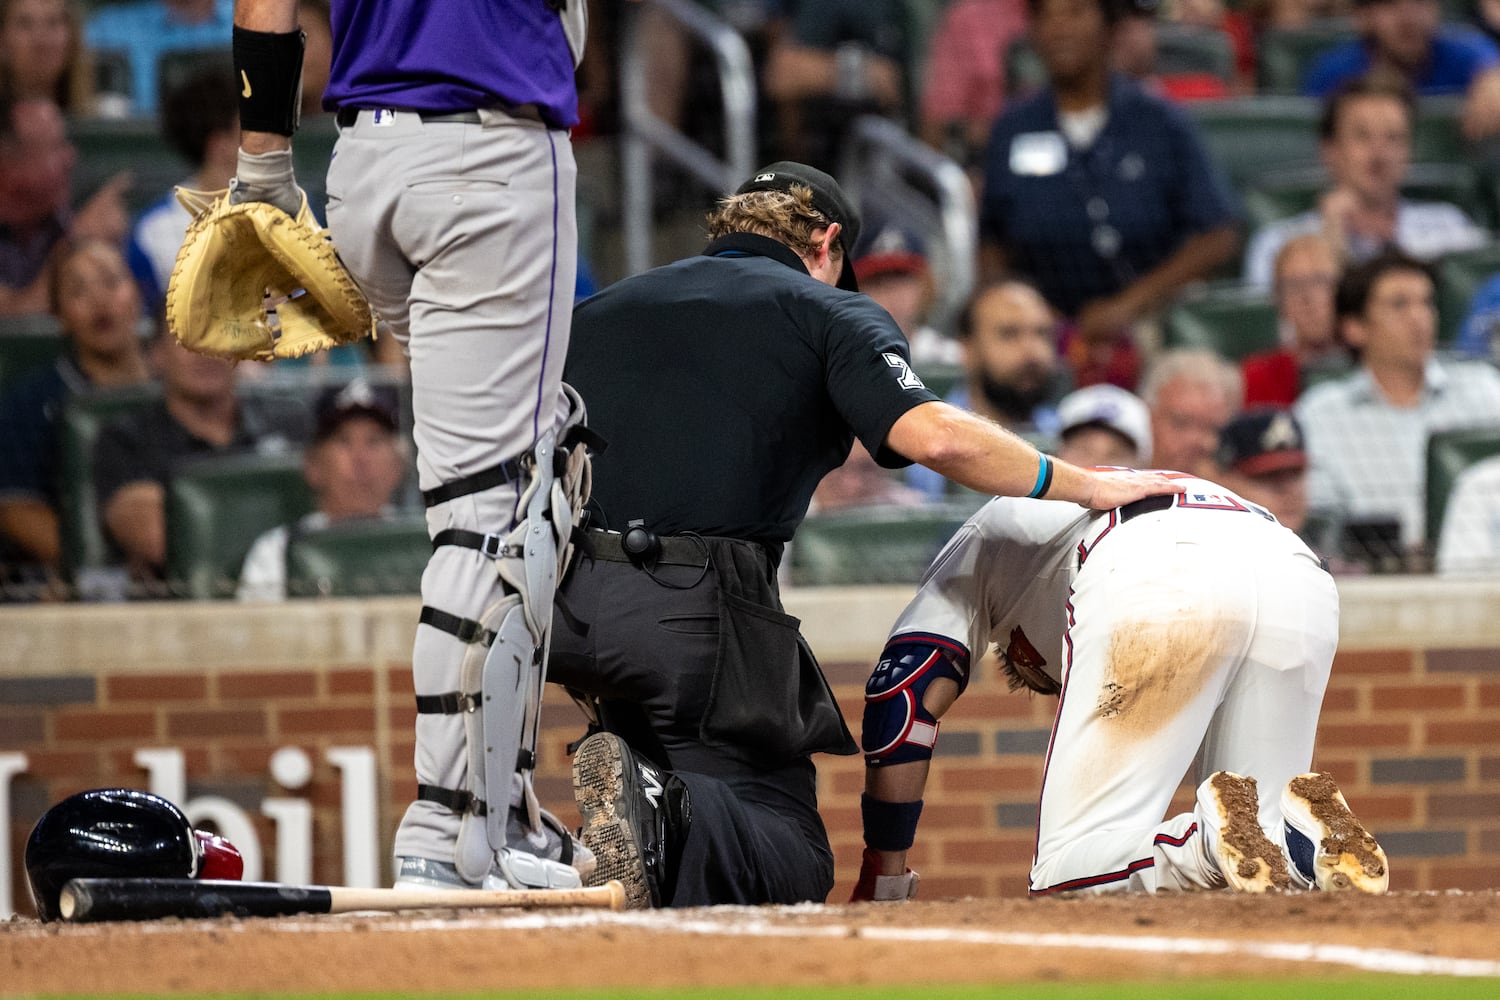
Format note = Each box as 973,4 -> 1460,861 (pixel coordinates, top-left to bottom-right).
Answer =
1281,772 -> 1389,893
393,807 -> 595,891
1200,771 -> 1293,893
572,731 -> 691,909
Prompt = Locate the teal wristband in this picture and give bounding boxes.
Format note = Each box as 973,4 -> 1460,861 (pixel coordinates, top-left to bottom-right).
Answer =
1027,454 -> 1054,499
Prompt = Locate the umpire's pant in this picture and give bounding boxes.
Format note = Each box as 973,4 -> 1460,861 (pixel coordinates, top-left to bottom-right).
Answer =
549,541 -> 835,906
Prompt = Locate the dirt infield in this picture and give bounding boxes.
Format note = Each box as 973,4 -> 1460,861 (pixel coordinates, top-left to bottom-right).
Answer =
5,890 -> 1499,995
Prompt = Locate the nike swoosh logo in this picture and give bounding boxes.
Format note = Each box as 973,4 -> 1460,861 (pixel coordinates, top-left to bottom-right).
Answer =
241,70 -> 252,98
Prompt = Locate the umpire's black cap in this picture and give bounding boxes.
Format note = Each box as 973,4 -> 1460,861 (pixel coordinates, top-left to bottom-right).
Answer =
736,161 -> 862,291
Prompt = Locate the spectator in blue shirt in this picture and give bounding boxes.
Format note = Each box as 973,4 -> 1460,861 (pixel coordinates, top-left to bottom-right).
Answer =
978,0 -> 1240,391
1303,0 -> 1500,139
85,0 -> 232,116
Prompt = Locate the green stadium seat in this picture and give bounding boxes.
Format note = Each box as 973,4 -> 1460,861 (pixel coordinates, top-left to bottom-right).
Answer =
1255,19 -> 1357,95
914,361 -> 963,399
1161,285 -> 1279,361
1004,37 -> 1049,100
284,515 -> 431,598
68,117 -> 190,219
1186,97 -> 1322,192
1412,96 -> 1467,167
155,47 -> 232,111
788,503 -> 977,586
1242,161 -> 1486,230
1155,23 -> 1236,83
1434,242 -> 1500,344
1426,426 -> 1500,551
57,384 -> 164,585
166,453 -> 314,600
0,315 -> 65,390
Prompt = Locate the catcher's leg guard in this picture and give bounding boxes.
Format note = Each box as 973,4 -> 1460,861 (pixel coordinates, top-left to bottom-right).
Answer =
420,385 -> 599,888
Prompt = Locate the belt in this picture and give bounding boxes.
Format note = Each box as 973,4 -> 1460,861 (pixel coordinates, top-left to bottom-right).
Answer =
1117,493 -> 1177,523
335,105 -> 543,127
585,529 -> 709,568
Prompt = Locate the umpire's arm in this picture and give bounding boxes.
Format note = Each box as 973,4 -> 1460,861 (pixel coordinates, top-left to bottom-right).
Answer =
885,400 -> 1182,511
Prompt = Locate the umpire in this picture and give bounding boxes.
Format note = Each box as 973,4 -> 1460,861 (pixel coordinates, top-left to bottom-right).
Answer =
556,162 -> 1180,909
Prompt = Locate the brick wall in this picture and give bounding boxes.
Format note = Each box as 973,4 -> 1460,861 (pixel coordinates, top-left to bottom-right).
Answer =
3,580 -> 1498,916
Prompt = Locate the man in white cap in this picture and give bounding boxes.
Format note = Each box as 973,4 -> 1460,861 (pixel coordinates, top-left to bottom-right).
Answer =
1055,383 -> 1152,469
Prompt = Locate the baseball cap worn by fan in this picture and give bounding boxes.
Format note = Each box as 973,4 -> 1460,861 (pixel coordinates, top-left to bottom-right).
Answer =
1217,408 -> 1307,476
736,161 -> 863,291
314,379 -> 400,442
852,224 -> 929,282
1056,383 -> 1153,460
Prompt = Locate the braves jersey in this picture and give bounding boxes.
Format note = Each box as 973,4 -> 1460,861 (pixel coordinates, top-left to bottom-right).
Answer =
888,475 -> 1274,684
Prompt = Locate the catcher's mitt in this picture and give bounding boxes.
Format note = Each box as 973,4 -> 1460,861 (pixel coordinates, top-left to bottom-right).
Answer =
166,188 -> 376,362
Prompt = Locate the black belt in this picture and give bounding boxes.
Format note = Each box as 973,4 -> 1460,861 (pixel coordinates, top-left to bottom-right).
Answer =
335,105 -> 544,128
335,107 -> 483,127
1117,493 -> 1177,523
586,529 -> 709,568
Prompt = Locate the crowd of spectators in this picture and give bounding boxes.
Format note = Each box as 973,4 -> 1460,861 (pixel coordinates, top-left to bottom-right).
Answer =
4,0 -> 1500,600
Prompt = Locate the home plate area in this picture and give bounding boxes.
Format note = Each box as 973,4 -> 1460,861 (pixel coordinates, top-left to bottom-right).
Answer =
5,890 -> 1499,995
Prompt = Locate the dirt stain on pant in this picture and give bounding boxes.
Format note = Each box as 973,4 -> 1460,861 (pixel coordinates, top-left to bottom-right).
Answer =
1097,615 -> 1241,737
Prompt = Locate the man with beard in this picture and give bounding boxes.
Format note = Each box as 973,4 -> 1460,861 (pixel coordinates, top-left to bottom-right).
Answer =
908,280 -> 1062,501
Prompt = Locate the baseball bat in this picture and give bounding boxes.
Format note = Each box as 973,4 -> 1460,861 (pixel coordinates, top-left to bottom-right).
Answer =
58,877 -> 626,922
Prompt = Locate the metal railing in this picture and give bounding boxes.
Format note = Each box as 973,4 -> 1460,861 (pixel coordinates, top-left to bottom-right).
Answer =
619,0 -> 758,275
839,115 -> 977,337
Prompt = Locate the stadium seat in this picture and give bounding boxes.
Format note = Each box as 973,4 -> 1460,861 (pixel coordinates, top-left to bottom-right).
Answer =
284,515 -> 431,598
1186,97 -> 1322,192
1426,426 -> 1500,551
1412,96 -> 1467,167
166,453 -> 314,600
1434,242 -> 1500,344
0,315 -> 65,390
155,47 -> 232,112
1155,23 -> 1236,83
1004,37 -> 1049,100
1255,19 -> 1357,95
56,384 -> 164,586
1161,284 -> 1279,361
1242,161 -> 1486,230
914,361 -> 963,399
788,504 -> 976,586
68,117 -> 189,219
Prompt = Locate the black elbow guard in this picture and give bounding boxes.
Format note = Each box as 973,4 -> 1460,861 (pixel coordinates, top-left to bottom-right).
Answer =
233,25 -> 306,136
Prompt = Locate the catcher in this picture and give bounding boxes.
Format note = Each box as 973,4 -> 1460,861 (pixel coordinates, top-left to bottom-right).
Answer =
852,474 -> 1390,900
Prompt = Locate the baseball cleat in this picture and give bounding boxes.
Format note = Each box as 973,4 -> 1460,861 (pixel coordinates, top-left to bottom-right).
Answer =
572,731 -> 690,909
1202,771 -> 1293,893
1281,772 -> 1389,893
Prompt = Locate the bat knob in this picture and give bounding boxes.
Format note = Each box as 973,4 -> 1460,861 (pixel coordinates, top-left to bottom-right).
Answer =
606,879 -> 627,911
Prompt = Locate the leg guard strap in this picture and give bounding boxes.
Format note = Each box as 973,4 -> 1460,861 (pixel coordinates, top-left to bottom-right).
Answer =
431,528 -> 523,559
418,782 -> 485,816
415,692 -> 481,714
419,605 -> 495,647
421,454 -> 525,509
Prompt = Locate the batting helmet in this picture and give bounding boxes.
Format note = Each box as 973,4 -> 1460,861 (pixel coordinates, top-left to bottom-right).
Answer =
25,788 -> 199,921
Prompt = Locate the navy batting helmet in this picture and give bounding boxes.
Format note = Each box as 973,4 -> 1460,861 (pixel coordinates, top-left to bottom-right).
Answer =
24,788 -> 198,921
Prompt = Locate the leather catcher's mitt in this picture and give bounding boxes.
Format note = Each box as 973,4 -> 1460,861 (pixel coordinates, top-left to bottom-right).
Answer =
166,188 -> 375,362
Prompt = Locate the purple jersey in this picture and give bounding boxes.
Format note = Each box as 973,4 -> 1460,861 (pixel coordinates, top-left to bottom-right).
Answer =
324,0 -> 578,128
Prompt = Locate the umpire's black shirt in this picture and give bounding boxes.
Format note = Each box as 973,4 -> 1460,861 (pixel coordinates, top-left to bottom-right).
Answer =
566,233 -> 939,552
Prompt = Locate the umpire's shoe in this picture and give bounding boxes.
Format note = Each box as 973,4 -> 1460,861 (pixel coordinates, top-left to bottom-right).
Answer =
572,732 -> 691,909
1281,772 -> 1389,893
